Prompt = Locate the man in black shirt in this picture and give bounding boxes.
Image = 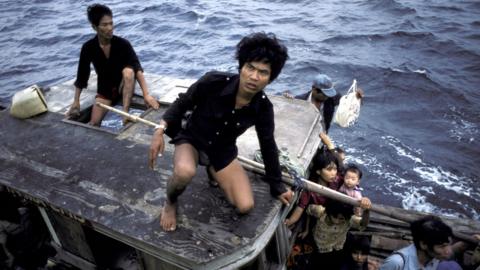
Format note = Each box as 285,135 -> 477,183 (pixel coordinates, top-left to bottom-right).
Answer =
67,4 -> 159,126
149,32 -> 294,231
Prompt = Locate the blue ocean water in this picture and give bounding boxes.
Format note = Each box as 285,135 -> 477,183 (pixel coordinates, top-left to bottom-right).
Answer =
0,0 -> 479,219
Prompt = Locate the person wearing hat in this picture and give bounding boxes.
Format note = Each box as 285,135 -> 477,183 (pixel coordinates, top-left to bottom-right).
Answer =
285,74 -> 363,133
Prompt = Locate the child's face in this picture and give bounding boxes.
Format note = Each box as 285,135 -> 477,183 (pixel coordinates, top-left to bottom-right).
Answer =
316,162 -> 337,184
344,171 -> 360,188
328,213 -> 347,225
351,250 -> 368,265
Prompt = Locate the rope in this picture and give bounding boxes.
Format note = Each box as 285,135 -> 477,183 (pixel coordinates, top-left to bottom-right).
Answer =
253,149 -> 307,191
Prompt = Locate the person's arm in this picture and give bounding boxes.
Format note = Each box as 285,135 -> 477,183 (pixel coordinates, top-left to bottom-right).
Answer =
68,43 -> 91,117
66,87 -> 82,117
378,254 -> 404,270
450,234 -> 480,261
121,39 -> 160,110
149,73 -> 211,169
359,209 -> 370,229
135,70 -> 159,109
255,99 -> 293,204
149,119 -> 168,169
319,132 -> 335,150
298,215 -> 310,239
162,73 -> 209,137
350,197 -> 371,230
285,206 -> 304,227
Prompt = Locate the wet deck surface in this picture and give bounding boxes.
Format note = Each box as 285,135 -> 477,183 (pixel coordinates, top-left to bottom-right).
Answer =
0,110 -> 283,268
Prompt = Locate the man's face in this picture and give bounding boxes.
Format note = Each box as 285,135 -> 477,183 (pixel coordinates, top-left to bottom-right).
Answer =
311,86 -> 328,102
239,61 -> 271,95
423,241 -> 453,261
94,15 -> 113,40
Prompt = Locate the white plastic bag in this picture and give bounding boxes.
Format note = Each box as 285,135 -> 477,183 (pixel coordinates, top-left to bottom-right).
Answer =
333,79 -> 361,128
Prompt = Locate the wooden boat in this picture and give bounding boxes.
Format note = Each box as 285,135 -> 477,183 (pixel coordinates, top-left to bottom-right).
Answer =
0,74 -> 478,270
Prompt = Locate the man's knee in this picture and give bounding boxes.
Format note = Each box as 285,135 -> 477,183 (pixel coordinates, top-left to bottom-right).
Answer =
173,163 -> 196,185
122,67 -> 134,82
236,200 -> 254,214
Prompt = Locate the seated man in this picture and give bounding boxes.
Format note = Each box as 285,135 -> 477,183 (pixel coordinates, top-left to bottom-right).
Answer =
380,215 -> 462,270
149,32 -> 294,232
285,74 -> 363,133
67,4 -> 159,126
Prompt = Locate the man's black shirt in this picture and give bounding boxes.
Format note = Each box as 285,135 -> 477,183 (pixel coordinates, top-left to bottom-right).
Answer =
74,35 -> 143,100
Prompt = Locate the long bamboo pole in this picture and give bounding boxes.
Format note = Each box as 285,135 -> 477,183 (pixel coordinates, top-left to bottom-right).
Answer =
98,102 -> 477,244
96,102 -> 163,129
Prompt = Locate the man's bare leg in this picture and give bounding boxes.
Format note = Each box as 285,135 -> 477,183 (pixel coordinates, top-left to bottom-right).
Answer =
212,159 -> 254,214
120,67 -> 135,125
89,97 -> 111,126
160,143 -> 198,231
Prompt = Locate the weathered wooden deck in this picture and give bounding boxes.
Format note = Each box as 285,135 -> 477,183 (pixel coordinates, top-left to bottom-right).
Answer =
0,73 -> 324,269
0,109 -> 282,268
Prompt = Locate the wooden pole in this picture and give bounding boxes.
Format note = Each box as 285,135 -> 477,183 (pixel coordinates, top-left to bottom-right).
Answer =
296,113 -> 319,158
99,102 -> 477,244
96,102 -> 162,128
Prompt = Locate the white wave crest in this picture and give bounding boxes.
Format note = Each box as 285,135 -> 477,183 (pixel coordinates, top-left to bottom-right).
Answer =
413,166 -> 471,197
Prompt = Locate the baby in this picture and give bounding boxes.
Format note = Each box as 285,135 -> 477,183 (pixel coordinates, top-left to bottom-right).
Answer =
339,164 -> 364,217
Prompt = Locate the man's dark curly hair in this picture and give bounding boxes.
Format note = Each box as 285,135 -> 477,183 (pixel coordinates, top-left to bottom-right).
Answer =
235,32 -> 289,82
87,4 -> 112,26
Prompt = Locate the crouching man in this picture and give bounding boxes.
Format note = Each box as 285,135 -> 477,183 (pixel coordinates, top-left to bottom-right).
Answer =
149,32 -> 294,231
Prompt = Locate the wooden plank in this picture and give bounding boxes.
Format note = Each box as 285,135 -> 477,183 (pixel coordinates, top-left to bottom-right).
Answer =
371,235 -> 410,252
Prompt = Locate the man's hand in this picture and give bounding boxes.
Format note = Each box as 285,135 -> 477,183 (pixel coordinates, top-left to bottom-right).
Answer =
356,87 -> 364,99
149,128 -> 165,169
319,132 -> 335,150
66,102 -> 80,117
359,197 -> 372,209
284,218 -> 295,228
144,94 -> 160,110
282,91 -> 294,99
277,188 -> 294,206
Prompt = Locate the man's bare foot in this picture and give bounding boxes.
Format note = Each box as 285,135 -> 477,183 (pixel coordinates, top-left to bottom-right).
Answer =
160,201 -> 177,231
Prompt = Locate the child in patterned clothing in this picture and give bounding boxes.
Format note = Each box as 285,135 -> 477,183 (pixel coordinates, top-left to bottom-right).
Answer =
307,199 -> 371,270
339,164 -> 364,217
